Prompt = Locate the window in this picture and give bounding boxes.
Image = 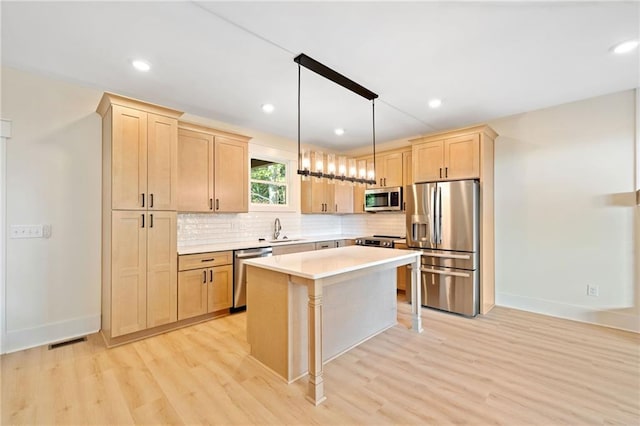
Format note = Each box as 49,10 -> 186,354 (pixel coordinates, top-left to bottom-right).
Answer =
250,158 -> 288,206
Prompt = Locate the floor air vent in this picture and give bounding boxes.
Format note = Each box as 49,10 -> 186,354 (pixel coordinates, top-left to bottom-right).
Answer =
48,336 -> 87,350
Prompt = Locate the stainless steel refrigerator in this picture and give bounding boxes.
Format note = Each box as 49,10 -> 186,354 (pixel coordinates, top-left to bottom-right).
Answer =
405,179 -> 479,316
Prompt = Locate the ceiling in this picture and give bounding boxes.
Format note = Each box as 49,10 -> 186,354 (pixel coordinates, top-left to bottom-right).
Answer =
2,1 -> 638,151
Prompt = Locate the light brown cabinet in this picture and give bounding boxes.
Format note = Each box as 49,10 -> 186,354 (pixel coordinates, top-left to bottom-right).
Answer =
403,151 -> 413,187
106,103 -> 178,211
177,251 -> 233,321
272,242 -> 316,256
98,93 -> 183,345
371,152 -> 403,188
177,124 -> 250,213
412,133 -> 480,183
394,243 -> 410,291
301,179 -> 336,213
334,183 -> 354,213
109,210 -> 177,338
315,240 -> 347,250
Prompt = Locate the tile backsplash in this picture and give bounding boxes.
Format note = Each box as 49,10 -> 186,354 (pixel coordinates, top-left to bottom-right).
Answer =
341,213 -> 406,237
177,212 -> 406,246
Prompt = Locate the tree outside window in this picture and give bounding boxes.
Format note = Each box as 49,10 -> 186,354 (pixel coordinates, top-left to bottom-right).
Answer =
250,158 -> 287,205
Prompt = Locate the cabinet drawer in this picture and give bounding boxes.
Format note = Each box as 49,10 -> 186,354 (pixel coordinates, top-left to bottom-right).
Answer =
315,241 -> 336,250
179,251 -> 232,271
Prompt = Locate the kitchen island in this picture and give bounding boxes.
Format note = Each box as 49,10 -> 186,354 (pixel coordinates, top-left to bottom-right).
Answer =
244,245 -> 422,405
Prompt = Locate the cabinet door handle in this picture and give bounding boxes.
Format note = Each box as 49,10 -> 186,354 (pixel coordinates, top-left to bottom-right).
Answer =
209,198 -> 213,210
150,214 -> 153,228
150,193 -> 154,208
445,167 -> 448,178
215,199 -> 220,210
209,270 -> 213,282
141,214 -> 145,228
335,203 -> 337,212
141,193 -> 145,207
201,258 -> 214,262
403,201 -> 406,211
203,271 -> 207,284
439,168 -> 442,178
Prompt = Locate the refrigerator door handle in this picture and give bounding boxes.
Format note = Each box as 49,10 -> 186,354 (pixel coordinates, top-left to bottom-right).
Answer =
430,186 -> 436,244
420,268 -> 470,278
438,186 -> 443,244
434,186 -> 442,244
422,252 -> 471,260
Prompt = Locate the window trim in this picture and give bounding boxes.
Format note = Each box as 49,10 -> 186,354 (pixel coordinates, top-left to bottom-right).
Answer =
248,143 -> 298,212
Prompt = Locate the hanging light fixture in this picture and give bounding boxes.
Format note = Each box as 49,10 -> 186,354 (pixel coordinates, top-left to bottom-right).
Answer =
295,53 -> 377,185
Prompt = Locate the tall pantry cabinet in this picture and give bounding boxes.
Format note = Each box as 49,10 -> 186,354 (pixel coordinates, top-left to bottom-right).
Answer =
97,93 -> 183,345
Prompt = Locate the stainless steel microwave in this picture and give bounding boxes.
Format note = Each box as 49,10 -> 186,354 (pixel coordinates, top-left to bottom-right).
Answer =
364,187 -> 403,212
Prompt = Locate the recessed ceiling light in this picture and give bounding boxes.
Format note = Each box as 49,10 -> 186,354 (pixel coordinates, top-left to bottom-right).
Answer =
334,128 -> 345,136
428,99 -> 442,109
612,40 -> 639,54
132,59 -> 151,72
261,103 -> 275,113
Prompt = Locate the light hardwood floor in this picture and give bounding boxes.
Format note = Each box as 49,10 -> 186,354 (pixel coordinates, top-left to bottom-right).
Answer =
2,297 -> 639,425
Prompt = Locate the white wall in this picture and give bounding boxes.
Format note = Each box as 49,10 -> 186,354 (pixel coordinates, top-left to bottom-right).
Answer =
490,90 -> 638,332
2,67 -> 103,352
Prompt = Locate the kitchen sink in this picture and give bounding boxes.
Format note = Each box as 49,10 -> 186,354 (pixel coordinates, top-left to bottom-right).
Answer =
268,238 -> 304,244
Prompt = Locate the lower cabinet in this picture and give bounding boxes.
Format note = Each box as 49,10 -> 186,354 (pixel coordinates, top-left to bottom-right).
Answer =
315,239 -> 345,250
109,211 -> 177,339
272,242 -> 316,255
177,251 -> 233,321
394,243 -> 410,291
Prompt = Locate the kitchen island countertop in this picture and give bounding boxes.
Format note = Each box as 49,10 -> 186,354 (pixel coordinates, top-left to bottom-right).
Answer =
243,245 -> 418,280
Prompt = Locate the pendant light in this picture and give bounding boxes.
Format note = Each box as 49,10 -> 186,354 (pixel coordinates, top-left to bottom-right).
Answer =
295,53 -> 377,185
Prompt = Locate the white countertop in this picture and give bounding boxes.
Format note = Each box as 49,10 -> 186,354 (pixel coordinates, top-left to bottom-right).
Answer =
243,245 -> 420,280
177,234 -> 361,255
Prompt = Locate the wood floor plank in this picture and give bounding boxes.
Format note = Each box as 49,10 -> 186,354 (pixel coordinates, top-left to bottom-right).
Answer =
2,297 -> 638,425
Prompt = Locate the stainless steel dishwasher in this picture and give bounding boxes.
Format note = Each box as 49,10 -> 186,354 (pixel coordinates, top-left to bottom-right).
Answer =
233,247 -> 273,310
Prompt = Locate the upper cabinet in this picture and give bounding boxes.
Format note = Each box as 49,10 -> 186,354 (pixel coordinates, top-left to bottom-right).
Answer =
403,151 -> 413,188
301,152 -> 349,214
370,152 -> 403,188
411,126 -> 496,183
177,123 -> 250,213
97,93 -> 181,211
214,136 -> 248,213
301,178 -> 336,214
334,183 -> 354,214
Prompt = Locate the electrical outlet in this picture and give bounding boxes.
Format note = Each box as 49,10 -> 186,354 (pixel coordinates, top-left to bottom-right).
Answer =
587,284 -> 599,297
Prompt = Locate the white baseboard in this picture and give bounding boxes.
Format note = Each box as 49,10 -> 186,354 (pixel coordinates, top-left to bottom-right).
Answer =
496,292 -> 640,333
4,314 -> 100,353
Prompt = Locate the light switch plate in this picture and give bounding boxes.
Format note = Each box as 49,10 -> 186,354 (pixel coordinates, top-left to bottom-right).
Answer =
10,225 -> 51,239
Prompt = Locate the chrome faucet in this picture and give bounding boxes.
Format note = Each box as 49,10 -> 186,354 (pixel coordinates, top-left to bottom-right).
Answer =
273,217 -> 282,240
